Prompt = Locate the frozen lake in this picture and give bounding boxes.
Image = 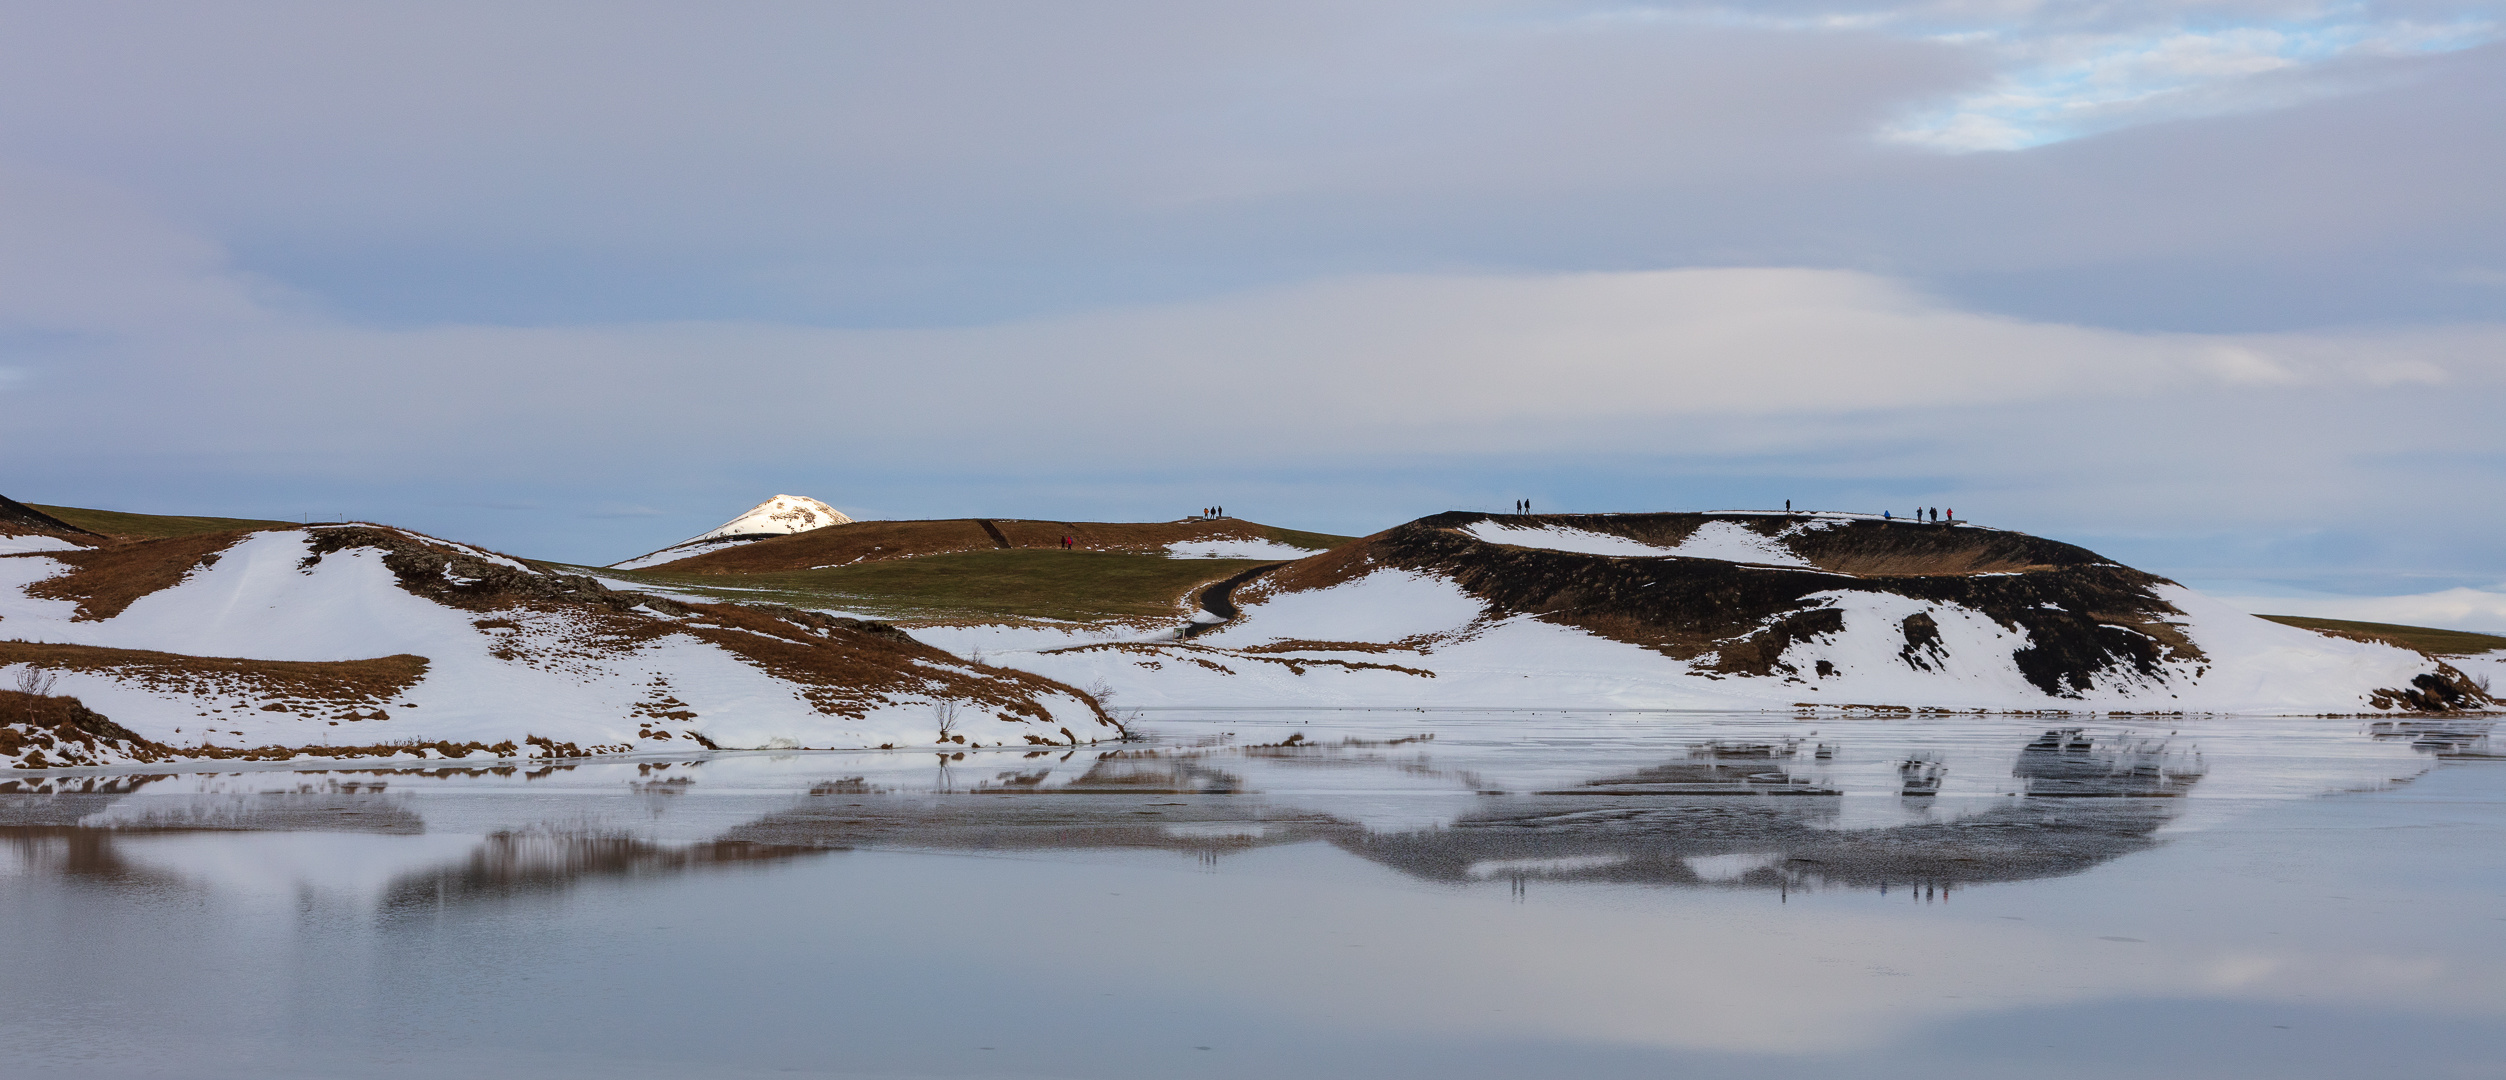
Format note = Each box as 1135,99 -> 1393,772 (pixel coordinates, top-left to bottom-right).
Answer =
4,709 -> 2502,1079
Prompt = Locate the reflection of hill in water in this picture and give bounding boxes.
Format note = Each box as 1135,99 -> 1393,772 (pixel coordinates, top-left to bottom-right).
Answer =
1339,793 -> 2184,890
2012,727 -> 2205,796
3,775 -> 426,833
382,732 -> 2204,904
2,774 -> 434,885
1561,739 -> 1842,795
381,829 -> 815,911
2,730 -> 2222,905
2369,717 -> 2502,759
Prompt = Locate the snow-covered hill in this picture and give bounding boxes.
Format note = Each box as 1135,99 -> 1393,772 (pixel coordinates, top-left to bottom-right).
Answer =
611,494 -> 851,569
925,512 -> 2494,715
1,524 -> 1106,768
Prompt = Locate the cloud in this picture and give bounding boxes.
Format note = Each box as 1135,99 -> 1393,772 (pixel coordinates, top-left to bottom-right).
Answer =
7,192 -> 2501,557
20,258 -> 2497,467
0,4 -> 2494,337
1882,10 -> 2502,150
0,6 -> 2498,573
0,167 -> 276,333
1632,0 -> 2506,150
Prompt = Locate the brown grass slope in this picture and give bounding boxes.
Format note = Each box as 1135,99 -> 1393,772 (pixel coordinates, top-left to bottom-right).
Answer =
646,517 -> 1346,575
0,641 -> 427,715
2258,615 -> 2506,658
21,530 -> 253,620
0,683 -> 595,770
1253,512 -> 2491,710
27,503 -> 294,540
0,690 -> 169,768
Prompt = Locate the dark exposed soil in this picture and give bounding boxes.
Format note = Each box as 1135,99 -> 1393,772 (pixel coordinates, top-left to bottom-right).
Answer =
1246,511 -> 2497,711
0,494 -> 98,538
1254,512 -> 2203,699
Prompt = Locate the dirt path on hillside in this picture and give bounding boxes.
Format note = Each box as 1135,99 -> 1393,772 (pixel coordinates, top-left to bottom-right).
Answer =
1184,562 -> 1286,638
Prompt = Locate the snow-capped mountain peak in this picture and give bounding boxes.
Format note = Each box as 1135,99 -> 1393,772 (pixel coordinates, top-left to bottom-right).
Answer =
693,495 -> 852,542
610,495 -> 853,569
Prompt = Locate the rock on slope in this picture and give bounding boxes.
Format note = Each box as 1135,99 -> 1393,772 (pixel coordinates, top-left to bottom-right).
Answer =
934,511 -> 2492,713
611,494 -> 853,569
1,522 -> 1109,769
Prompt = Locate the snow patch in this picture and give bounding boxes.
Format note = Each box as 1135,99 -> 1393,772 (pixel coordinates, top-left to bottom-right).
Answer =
1683,853 -> 1785,882
1469,854 -> 1629,878
1201,570 -> 1487,647
1464,520 -> 1811,567
0,535 -> 85,555
1164,538 -> 1324,560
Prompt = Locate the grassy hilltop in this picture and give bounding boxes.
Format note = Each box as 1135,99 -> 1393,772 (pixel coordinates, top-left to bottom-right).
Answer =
594,515 -> 1353,624
600,549 -> 1289,624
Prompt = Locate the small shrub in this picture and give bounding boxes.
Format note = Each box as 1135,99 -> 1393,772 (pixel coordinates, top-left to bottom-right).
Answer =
13,665 -> 59,699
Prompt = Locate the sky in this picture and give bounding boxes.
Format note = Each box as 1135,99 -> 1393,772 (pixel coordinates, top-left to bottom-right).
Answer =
2,2 -> 2504,626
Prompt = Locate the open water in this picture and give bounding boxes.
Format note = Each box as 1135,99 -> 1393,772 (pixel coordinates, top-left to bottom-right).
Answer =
3,709 -> 2501,1079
